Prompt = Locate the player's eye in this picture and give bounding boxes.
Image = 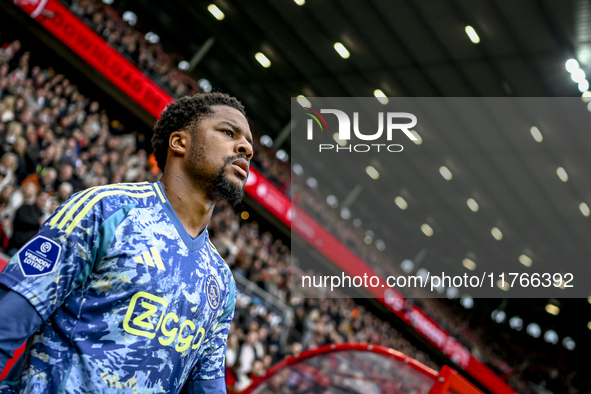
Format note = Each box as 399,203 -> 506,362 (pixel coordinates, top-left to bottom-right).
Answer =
222,129 -> 234,137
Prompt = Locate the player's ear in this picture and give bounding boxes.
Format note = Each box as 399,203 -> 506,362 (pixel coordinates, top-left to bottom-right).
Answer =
169,130 -> 188,155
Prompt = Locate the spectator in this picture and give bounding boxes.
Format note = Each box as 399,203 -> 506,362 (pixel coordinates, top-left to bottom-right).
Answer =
238,331 -> 262,379
56,181 -> 73,204
0,152 -> 17,189
248,360 -> 265,386
11,136 -> 27,183
0,40 -> 21,63
6,181 -> 41,255
225,333 -> 240,370
57,164 -> 83,192
0,79 -> 8,101
39,167 -> 57,195
1,96 -> 15,123
24,126 -> 40,174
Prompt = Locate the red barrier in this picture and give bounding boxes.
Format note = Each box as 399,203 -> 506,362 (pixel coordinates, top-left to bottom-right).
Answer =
241,343 -> 437,394
241,343 -> 483,394
429,365 -> 483,394
10,3 -> 516,392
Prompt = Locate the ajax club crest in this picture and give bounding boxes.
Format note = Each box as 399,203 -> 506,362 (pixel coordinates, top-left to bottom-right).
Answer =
205,275 -> 221,310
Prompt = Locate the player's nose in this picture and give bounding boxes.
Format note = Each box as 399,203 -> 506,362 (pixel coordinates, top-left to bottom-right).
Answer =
235,136 -> 253,160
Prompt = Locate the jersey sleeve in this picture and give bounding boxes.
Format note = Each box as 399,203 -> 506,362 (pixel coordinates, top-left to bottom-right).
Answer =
0,188 -> 111,321
0,285 -> 43,371
183,275 -> 237,392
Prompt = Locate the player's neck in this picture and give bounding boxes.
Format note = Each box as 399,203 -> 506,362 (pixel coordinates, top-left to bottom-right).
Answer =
159,171 -> 214,238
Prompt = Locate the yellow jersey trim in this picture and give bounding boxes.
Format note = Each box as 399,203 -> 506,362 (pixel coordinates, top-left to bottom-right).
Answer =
50,182 -> 150,229
64,190 -> 155,234
153,183 -> 166,203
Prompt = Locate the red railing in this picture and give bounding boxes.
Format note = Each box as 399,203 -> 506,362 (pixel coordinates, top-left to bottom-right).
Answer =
240,343 -> 482,394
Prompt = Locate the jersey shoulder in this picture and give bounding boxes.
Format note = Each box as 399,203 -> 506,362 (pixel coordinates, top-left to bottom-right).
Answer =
46,182 -> 161,235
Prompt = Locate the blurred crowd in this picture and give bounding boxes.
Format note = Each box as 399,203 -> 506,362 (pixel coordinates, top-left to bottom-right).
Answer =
0,38 -> 157,255
2,0 -> 584,390
67,0 -> 200,99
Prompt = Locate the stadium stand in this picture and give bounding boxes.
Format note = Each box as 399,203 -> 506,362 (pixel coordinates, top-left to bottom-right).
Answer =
1,0 -> 584,390
58,2 -> 570,391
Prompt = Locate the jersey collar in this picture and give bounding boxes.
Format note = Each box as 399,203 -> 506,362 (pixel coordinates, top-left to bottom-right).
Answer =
153,181 -> 207,253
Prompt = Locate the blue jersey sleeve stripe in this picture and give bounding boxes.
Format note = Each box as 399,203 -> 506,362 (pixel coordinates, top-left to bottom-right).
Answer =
49,182 -> 149,228
65,190 -> 155,234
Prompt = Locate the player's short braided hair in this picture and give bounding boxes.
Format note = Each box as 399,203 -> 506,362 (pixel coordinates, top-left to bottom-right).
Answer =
151,92 -> 246,171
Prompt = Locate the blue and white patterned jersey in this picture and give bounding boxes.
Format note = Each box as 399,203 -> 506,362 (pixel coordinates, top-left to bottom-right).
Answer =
0,181 -> 236,393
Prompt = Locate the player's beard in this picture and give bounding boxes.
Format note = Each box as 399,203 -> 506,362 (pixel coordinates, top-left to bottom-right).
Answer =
189,142 -> 245,207
211,157 -> 246,207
